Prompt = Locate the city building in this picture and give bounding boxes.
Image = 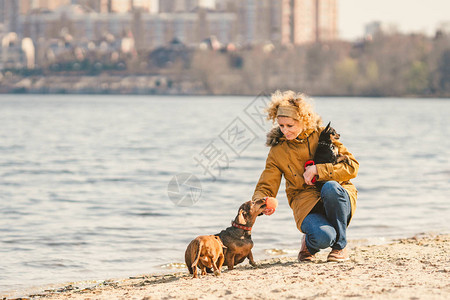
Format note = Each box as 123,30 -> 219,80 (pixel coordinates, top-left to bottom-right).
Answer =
437,21 -> 450,35
229,0 -> 338,46
0,0 -> 20,33
98,0 -> 158,13
2,0 -> 338,45
0,1 -> 6,32
285,0 -> 338,44
364,21 -> 399,39
158,0 -> 215,13
18,0 -> 71,13
0,32 -> 27,69
1,0 -> 339,69
18,4 -> 235,54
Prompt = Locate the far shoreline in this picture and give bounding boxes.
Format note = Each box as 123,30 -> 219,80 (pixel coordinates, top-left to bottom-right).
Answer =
1,92 -> 449,99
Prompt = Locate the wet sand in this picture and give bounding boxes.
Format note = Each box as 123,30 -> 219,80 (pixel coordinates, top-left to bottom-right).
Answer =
19,234 -> 450,299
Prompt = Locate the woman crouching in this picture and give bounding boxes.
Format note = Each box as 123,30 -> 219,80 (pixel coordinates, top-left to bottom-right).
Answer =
253,90 -> 359,262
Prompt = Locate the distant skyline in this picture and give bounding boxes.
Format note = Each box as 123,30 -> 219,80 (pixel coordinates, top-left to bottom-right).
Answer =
339,0 -> 450,40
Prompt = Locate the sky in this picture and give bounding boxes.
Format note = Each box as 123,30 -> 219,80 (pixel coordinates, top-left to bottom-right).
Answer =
339,0 -> 450,40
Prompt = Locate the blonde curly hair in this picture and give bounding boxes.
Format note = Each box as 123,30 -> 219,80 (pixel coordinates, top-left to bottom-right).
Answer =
266,90 -> 322,130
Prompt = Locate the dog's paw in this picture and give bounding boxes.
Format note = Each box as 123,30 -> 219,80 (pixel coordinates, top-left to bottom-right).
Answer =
214,270 -> 221,276
250,262 -> 258,268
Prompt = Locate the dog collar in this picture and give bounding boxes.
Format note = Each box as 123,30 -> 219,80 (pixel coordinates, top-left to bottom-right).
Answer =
232,221 -> 252,231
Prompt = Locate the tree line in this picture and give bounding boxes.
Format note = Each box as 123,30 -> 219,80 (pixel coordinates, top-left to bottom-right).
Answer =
186,32 -> 450,97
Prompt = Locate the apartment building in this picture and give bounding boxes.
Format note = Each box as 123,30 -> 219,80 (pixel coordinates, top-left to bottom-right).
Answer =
20,5 -> 235,47
281,0 -> 338,44
228,0 -> 337,45
2,0 -> 337,50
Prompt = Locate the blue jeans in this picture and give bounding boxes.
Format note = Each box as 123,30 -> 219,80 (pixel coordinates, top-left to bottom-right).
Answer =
300,181 -> 351,255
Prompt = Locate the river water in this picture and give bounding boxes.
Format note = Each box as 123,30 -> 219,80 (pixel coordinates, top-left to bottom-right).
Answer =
0,95 -> 449,296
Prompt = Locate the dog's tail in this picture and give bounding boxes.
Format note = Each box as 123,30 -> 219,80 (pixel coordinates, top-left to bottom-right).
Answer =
191,239 -> 202,268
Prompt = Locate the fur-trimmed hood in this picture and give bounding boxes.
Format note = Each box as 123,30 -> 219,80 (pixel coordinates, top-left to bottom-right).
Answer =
266,119 -> 323,147
266,126 -> 320,147
266,127 -> 284,147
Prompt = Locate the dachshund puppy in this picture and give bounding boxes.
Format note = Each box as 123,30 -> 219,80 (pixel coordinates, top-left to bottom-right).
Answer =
216,198 -> 267,270
185,235 -> 226,278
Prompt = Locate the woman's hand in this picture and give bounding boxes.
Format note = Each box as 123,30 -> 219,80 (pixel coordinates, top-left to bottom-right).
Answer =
303,165 -> 318,185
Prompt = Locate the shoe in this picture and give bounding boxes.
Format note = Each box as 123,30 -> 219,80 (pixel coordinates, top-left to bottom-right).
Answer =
298,235 -> 315,262
327,248 -> 349,262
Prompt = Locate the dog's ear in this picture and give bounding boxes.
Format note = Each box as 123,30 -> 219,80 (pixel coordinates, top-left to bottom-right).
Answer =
237,208 -> 247,224
252,198 -> 266,216
255,198 -> 266,206
319,122 -> 333,142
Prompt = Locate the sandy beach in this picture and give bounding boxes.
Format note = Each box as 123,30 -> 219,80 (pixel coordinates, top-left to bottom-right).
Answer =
14,233 -> 448,300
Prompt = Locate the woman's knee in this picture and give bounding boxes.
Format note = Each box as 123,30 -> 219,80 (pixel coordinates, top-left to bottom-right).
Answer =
321,181 -> 341,197
321,181 -> 348,204
307,226 -> 336,249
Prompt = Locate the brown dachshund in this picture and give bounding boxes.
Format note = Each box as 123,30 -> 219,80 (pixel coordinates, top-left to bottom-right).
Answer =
216,198 -> 267,270
184,235 -> 226,278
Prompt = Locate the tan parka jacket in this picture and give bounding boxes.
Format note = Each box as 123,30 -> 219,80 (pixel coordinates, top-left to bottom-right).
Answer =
252,125 -> 359,232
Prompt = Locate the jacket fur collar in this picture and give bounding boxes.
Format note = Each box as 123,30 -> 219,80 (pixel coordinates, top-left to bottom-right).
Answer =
266,126 -> 320,147
266,127 -> 284,147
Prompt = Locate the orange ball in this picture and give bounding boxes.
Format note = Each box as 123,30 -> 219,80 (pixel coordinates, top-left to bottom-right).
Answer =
265,197 -> 278,210
263,197 -> 278,215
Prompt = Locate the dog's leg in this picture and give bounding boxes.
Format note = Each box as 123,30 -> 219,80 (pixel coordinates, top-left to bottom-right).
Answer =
210,257 -> 221,276
217,253 -> 225,271
225,252 -> 235,270
192,265 -> 198,278
247,251 -> 257,267
201,267 -> 206,276
187,265 -> 193,274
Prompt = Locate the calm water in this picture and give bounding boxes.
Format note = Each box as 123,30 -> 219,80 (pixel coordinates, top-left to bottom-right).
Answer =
1,95 -> 449,296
